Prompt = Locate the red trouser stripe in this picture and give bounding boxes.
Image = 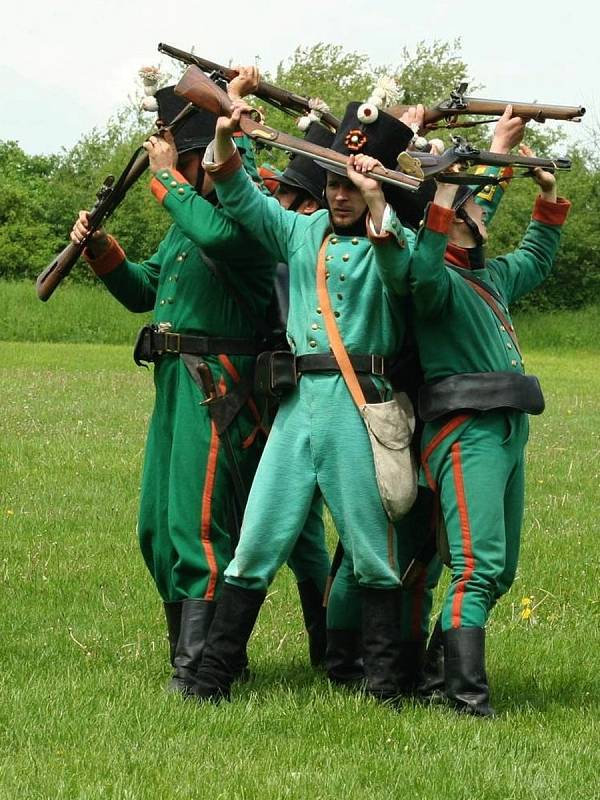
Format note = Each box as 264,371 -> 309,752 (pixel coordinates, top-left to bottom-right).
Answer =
450,442 -> 475,628
200,420 -> 221,601
218,354 -> 269,438
421,413 -> 471,490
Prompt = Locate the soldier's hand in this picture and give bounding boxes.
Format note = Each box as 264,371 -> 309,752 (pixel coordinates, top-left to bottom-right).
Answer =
490,105 -> 526,154
520,143 -> 557,201
347,153 -> 384,199
228,65 -> 260,100
70,210 -> 110,256
144,130 -> 178,172
399,103 -> 425,136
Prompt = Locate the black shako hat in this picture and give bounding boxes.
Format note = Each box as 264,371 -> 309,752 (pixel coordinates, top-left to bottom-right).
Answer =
272,121 -> 334,203
330,102 -> 413,171
327,102 -> 433,229
155,85 -> 218,154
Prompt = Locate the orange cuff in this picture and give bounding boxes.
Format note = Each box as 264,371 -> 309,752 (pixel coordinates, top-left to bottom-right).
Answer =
532,195 -> 571,226
150,169 -> 191,204
83,235 -> 126,276
205,149 -> 243,181
425,204 -> 455,234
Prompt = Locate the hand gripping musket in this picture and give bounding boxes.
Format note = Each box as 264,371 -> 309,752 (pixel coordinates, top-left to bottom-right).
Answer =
388,81 -> 586,133
174,66 -> 422,193
397,136 -> 572,184
35,103 -> 198,302
158,43 -> 341,131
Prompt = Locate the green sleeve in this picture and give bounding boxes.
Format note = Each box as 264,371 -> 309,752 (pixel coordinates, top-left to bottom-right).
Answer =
408,206 -> 454,317
100,236 -> 167,313
214,163 -> 304,264
370,210 -> 415,296
487,198 -> 569,304
152,170 -> 249,260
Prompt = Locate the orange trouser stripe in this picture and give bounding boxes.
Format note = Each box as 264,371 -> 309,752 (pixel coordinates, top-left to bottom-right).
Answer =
450,442 -> 475,628
421,413 -> 471,490
200,420 -> 221,601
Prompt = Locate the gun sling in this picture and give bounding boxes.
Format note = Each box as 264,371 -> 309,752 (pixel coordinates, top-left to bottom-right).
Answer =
418,372 -> 545,422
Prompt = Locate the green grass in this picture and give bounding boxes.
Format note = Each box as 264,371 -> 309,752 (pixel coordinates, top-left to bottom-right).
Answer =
2,278 -> 599,352
0,339 -> 598,799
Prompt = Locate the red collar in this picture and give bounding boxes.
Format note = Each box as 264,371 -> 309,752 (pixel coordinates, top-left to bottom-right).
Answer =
445,243 -> 471,268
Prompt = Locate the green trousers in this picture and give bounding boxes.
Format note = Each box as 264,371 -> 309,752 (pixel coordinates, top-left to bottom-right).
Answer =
138,355 -> 330,602
420,410 -> 528,630
224,374 -> 400,592
326,487 -> 442,639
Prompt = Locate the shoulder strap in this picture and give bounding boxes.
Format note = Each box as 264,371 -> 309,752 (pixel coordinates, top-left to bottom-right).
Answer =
315,236 -> 366,408
198,247 -> 274,342
448,265 -> 521,357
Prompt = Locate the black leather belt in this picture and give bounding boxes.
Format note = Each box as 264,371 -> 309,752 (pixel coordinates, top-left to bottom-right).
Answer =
418,371 -> 545,421
134,325 -> 262,366
296,353 -> 386,376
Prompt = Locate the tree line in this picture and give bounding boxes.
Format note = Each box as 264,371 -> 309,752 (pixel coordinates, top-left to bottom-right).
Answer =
1,40 -> 597,310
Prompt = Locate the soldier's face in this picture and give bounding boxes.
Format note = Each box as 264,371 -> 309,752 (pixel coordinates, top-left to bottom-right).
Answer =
325,173 -> 367,228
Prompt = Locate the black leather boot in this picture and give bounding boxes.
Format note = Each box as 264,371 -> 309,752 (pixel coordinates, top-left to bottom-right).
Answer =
443,626 -> 495,717
360,587 -> 402,703
325,628 -> 364,686
167,599 -> 216,695
417,618 -> 445,701
397,640 -> 426,696
163,601 -> 183,668
297,579 -> 327,667
191,583 -> 266,703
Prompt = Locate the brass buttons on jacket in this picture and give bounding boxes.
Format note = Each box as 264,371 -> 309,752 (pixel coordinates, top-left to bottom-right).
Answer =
331,237 -> 338,244
311,323 -> 319,330
309,339 -> 317,348
170,180 -> 178,188
339,274 -> 346,281
342,254 -> 350,262
351,237 -> 359,245
177,188 -> 185,195
316,307 -> 322,314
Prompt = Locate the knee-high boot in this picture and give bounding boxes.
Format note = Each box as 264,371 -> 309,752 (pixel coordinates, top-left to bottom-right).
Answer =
360,587 -> 402,703
192,583 -> 266,703
297,579 -> 327,667
397,640 -> 426,696
443,626 -> 495,717
325,628 -> 364,686
418,617 -> 445,700
163,601 -> 183,668
167,599 -> 216,695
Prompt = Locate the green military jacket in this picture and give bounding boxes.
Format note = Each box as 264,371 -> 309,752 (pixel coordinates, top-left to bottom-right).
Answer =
208,149 -> 415,359
409,195 -> 571,381
86,166 -> 274,336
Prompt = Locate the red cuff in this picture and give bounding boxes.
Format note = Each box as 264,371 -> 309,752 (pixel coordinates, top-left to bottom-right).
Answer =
83,235 -> 126,276
150,169 -> 191,204
151,178 -> 168,204
425,204 -> 455,234
204,149 -> 242,181
366,213 -> 393,244
532,195 -> 571,226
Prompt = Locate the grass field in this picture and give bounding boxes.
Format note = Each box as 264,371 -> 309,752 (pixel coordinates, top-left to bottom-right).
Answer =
1,298 -> 599,798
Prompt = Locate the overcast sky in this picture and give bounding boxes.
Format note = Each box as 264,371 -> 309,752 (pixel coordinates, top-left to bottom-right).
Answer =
1,0 -> 596,155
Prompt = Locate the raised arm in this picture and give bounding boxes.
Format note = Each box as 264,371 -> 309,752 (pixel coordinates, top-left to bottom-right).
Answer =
489,146 -> 570,303
348,153 -> 415,296
203,100 -> 305,264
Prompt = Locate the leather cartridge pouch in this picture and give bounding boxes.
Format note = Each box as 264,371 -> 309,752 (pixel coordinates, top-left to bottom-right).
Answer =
254,350 -> 297,398
418,371 -> 545,422
133,324 -> 154,367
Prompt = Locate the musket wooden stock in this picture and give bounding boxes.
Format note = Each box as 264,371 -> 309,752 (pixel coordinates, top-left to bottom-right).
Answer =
389,96 -> 585,132
175,67 -> 422,192
159,43 -> 341,130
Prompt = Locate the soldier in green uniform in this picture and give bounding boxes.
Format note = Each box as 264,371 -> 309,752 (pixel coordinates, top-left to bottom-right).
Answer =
70,82 -> 328,692
189,96 -> 419,704
325,105 -> 528,695
408,146 -> 570,715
